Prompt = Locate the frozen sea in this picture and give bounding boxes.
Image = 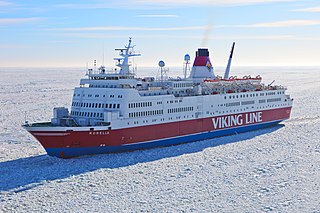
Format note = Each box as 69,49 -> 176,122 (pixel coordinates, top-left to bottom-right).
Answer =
0,66 -> 319,212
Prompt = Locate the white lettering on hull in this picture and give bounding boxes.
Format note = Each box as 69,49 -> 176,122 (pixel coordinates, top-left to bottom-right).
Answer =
212,112 -> 262,129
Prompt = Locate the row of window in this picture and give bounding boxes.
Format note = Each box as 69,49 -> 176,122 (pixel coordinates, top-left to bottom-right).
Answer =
267,98 -> 282,103
241,101 -> 255,105
109,95 -> 123,98
226,102 -> 241,107
173,83 -> 193,88
168,107 -> 194,113
90,75 -> 133,80
257,103 -> 290,109
167,100 -> 183,104
267,92 -> 277,96
215,103 -> 288,115
226,91 -> 284,100
129,102 -> 152,108
226,93 -> 258,99
71,111 -> 103,118
129,110 -> 164,118
89,84 -> 118,88
72,102 -> 120,109
74,93 -> 123,98
129,114 -> 194,125
221,98 -> 284,108
224,101 -> 254,107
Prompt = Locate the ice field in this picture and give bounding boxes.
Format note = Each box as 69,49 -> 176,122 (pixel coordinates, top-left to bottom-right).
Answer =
0,67 -> 319,212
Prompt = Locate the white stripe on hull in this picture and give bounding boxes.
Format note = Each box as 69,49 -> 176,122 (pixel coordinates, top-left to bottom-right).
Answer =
33,133 -> 71,136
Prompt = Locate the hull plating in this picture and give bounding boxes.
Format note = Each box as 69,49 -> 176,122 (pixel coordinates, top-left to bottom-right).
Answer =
28,107 -> 291,158
45,120 -> 282,158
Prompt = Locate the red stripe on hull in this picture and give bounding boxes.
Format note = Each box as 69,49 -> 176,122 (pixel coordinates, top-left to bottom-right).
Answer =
29,107 -> 292,149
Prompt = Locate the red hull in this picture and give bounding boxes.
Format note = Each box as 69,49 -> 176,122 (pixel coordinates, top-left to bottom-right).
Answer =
29,107 -> 292,150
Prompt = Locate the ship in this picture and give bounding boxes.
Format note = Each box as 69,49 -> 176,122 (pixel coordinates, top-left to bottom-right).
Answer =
23,38 -> 293,158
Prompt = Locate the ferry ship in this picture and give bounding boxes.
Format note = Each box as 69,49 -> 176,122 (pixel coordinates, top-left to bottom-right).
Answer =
24,38 -> 293,158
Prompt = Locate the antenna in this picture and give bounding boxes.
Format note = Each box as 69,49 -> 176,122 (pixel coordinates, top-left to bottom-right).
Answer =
183,54 -> 191,79
86,62 -> 89,75
132,44 -> 136,75
224,42 -> 235,79
94,59 -> 97,73
158,60 -> 167,82
102,44 -> 105,66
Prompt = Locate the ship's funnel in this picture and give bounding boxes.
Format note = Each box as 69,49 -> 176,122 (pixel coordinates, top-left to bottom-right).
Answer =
189,48 -> 215,82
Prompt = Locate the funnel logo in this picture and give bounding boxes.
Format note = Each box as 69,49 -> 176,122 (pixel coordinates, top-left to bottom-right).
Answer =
206,60 -> 212,70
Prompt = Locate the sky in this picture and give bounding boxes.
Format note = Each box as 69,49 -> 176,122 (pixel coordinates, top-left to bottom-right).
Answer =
0,0 -> 319,67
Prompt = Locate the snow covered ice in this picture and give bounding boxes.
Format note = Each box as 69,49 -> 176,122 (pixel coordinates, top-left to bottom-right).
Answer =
0,67 -> 319,212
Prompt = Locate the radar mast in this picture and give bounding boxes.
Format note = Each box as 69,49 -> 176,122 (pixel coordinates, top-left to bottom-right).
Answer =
114,37 -> 141,75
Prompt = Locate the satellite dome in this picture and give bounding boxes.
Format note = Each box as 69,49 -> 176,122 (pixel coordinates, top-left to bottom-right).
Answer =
184,54 -> 191,61
158,60 -> 165,67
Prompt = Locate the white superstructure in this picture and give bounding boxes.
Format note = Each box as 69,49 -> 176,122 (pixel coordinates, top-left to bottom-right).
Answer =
64,39 -> 292,130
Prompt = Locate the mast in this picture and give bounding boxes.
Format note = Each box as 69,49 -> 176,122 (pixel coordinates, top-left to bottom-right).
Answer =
183,54 -> 191,79
224,42 -> 235,79
114,37 -> 141,75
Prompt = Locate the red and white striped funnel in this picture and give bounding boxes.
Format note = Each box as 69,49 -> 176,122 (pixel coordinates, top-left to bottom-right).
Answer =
193,48 -> 212,67
189,48 -> 215,81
